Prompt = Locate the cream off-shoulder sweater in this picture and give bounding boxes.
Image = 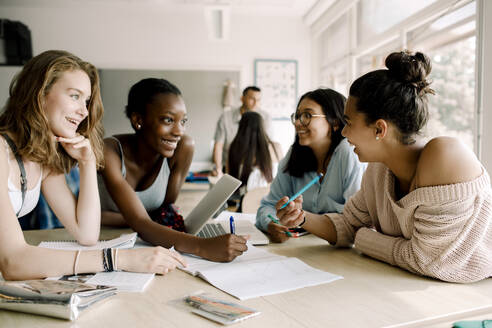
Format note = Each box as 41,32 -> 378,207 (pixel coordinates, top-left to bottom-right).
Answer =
329,163 -> 492,283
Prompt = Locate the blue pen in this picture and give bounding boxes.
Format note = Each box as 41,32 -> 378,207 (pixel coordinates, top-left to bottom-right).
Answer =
229,216 -> 235,234
279,173 -> 323,209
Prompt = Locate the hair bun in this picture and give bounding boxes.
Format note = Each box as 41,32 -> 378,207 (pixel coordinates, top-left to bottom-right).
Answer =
385,50 -> 434,95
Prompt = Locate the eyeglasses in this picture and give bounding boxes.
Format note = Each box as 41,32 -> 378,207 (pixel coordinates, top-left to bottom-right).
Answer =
290,112 -> 326,126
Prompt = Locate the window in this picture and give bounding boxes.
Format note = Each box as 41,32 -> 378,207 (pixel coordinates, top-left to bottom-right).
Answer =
321,13 -> 349,67
411,2 -> 476,148
424,36 -> 476,148
320,58 -> 349,96
313,0 -> 477,150
356,40 -> 400,77
357,0 -> 438,43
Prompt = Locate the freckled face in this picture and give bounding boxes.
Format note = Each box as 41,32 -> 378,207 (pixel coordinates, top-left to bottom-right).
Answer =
140,93 -> 187,158
43,70 -> 91,138
341,96 -> 376,162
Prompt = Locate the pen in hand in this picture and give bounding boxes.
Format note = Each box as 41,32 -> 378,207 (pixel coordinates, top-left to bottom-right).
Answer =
267,214 -> 292,237
279,173 -> 323,209
229,216 -> 235,234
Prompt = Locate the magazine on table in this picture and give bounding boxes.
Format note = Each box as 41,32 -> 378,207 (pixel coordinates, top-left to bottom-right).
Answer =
0,279 -> 116,320
183,292 -> 260,325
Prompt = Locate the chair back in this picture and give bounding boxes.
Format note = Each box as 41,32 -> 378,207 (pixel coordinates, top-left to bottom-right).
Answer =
241,186 -> 270,214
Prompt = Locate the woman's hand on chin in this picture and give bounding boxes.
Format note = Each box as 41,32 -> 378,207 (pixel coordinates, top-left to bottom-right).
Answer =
56,134 -> 95,164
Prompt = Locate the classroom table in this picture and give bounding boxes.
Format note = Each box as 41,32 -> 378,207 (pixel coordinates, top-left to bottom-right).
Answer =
1,228 -> 491,328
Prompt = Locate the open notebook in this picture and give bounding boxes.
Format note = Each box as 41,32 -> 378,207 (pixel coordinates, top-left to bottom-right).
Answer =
179,243 -> 342,300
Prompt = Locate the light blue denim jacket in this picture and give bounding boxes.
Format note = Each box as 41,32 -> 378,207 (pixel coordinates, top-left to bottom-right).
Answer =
256,138 -> 366,232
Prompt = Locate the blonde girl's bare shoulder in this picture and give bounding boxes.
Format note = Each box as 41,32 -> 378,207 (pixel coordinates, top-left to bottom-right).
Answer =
416,136 -> 482,187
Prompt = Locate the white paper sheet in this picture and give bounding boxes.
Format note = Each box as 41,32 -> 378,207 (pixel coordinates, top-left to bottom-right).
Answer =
179,244 -> 342,300
85,271 -> 154,292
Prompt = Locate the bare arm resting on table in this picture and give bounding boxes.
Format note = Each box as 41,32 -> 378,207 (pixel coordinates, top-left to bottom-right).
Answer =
0,137 -> 185,280
42,136 -> 100,245
100,136 -> 248,262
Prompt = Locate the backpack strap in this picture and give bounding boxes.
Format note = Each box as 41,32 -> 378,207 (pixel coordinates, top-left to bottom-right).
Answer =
2,133 -> 26,217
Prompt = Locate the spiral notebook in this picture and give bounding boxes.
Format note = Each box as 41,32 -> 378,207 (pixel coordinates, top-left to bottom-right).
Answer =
38,233 -> 137,251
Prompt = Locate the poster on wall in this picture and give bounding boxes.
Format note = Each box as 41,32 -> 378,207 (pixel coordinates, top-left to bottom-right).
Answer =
254,59 -> 298,119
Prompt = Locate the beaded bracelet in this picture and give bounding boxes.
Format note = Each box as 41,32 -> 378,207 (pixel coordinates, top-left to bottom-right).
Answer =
107,248 -> 114,272
103,248 -> 115,272
102,249 -> 108,272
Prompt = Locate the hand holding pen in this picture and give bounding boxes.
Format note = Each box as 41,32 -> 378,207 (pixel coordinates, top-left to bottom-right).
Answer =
275,173 -> 321,228
266,214 -> 291,243
276,195 -> 305,228
229,216 -> 236,234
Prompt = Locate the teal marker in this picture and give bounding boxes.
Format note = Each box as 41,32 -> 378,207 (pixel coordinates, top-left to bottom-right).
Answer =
267,214 -> 292,237
279,173 -> 323,209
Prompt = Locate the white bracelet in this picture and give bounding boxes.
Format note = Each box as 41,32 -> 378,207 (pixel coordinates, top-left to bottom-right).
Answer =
73,250 -> 81,275
114,248 -> 119,271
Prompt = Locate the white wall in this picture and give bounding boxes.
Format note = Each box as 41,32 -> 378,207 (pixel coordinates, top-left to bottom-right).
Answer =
0,66 -> 20,109
0,3 -> 310,100
0,2 -> 308,155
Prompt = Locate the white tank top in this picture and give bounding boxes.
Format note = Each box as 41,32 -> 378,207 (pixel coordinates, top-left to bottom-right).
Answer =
3,137 -> 42,217
8,174 -> 42,218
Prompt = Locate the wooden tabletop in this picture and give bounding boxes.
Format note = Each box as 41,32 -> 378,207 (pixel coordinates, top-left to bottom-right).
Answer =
1,229 -> 491,328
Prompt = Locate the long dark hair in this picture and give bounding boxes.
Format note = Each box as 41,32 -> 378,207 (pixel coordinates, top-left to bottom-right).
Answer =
285,88 -> 346,177
228,111 -> 277,186
349,50 -> 434,145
